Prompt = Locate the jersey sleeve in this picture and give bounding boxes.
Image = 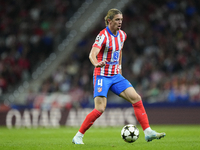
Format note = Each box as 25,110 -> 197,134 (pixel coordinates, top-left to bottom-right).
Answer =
119,30 -> 127,49
92,32 -> 106,49
122,30 -> 127,42
124,32 -> 127,41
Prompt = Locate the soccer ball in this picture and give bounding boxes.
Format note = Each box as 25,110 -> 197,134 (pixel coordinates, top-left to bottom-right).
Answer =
121,124 -> 139,143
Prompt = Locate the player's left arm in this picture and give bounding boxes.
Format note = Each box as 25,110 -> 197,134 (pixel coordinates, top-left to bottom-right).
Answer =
119,32 -> 127,75
119,50 -> 122,75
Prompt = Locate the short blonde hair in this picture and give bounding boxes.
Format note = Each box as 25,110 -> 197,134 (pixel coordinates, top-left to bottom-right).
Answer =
104,8 -> 122,26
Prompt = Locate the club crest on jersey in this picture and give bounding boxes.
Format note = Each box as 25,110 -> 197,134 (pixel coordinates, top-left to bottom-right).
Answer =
98,87 -> 102,92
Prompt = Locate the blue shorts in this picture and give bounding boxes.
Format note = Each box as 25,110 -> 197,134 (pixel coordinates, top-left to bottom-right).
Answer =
93,74 -> 133,98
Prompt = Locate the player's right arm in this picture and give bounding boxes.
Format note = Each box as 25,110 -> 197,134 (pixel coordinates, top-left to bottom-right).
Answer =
89,47 -> 107,68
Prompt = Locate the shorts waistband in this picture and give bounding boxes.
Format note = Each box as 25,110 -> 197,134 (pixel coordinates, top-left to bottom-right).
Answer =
106,61 -> 119,65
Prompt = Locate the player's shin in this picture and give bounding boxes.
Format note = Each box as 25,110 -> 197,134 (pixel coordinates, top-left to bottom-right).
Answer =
79,108 -> 102,134
132,100 -> 150,130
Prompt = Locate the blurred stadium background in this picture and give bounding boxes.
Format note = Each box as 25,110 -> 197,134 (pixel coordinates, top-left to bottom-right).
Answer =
0,0 -> 200,128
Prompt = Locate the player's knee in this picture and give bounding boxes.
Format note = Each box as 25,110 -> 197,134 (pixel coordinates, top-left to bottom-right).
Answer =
96,107 -> 106,113
136,94 -> 141,101
94,96 -> 107,113
130,94 -> 141,104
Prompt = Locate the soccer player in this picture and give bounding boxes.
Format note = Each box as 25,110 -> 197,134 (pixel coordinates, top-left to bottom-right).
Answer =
72,8 -> 165,144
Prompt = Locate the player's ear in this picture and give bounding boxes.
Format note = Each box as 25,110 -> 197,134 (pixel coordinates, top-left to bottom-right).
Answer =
107,18 -> 111,23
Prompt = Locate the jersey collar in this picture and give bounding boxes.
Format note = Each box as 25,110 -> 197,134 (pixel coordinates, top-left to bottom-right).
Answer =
106,26 -> 119,37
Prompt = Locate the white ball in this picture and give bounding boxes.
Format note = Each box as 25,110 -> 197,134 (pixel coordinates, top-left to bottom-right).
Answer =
121,124 -> 139,143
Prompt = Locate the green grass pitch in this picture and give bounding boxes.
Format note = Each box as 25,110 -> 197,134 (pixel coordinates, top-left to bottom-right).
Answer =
0,125 -> 199,150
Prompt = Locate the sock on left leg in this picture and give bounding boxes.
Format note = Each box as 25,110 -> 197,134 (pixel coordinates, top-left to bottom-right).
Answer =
132,100 -> 150,130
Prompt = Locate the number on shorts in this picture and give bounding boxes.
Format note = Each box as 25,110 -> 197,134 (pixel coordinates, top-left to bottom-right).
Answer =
98,79 -> 103,86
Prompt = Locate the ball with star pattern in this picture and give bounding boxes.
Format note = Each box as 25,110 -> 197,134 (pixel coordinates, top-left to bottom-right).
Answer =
121,124 -> 139,143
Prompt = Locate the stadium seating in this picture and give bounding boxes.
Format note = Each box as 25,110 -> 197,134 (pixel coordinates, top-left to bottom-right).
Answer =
1,0 -> 200,110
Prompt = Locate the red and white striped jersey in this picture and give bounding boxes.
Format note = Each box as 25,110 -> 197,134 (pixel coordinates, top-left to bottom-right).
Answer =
92,26 -> 127,76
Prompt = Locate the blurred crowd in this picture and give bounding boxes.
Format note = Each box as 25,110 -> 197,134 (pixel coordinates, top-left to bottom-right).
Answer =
39,0 -> 200,108
1,0 -> 200,110
0,0 -> 83,94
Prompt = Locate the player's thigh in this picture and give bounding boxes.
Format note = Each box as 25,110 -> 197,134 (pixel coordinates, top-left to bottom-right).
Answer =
93,75 -> 111,98
94,96 -> 107,113
110,77 -> 132,95
119,87 -> 141,104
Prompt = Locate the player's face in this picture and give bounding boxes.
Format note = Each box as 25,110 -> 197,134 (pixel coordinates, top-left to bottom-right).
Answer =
110,14 -> 123,31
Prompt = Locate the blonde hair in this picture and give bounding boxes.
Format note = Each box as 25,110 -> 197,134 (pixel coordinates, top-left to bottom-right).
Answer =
104,8 -> 122,26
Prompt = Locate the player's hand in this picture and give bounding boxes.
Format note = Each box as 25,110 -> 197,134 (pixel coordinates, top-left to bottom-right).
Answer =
95,60 -> 107,68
